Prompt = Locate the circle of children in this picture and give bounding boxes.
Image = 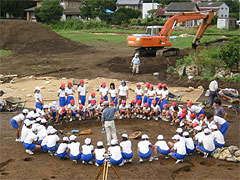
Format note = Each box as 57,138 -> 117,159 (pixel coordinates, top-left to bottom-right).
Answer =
10,79 -> 229,166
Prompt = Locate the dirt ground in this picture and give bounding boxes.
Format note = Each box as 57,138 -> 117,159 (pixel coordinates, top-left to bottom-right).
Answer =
0,20 -> 240,180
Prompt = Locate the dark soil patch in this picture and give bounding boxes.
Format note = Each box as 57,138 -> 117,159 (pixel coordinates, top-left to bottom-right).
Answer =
23,157 -> 33,162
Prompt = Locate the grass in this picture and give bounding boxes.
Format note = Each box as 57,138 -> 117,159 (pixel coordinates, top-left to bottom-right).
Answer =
0,49 -> 12,57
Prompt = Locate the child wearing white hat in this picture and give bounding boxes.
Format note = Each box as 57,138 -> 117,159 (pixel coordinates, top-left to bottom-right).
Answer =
120,134 -> 133,163
193,126 -> 204,147
153,135 -> 170,160
169,135 -> 187,163
10,109 -> 29,142
56,137 -> 69,159
108,139 -> 124,166
46,128 -> 60,155
20,120 -> 33,143
68,135 -> 81,164
49,101 -> 59,123
81,138 -> 94,164
211,125 -> 225,148
137,134 -> 154,163
23,126 -> 41,155
41,126 -> 53,152
94,141 -> 106,166
182,132 -> 195,155
34,86 -> 44,110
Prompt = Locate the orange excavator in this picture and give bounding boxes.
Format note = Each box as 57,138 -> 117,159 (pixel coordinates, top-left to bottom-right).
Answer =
127,11 -> 214,56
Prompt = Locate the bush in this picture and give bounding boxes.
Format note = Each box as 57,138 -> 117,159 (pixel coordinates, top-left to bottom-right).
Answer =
112,8 -> 141,25
167,66 -> 175,73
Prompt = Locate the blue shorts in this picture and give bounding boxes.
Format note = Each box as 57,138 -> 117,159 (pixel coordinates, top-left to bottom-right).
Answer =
155,97 -> 160,104
111,97 -> 118,106
122,152 -> 133,159
80,95 -> 86,106
160,99 -> 168,109
186,147 -> 195,154
136,96 -> 142,102
66,96 -> 74,105
47,144 -> 59,152
147,98 -> 154,106
57,151 -> 68,159
196,109 -> 204,118
110,157 -> 123,165
138,149 -> 152,159
35,102 -> 43,110
171,152 -> 186,160
51,111 -> 57,117
143,96 -> 148,103
157,147 -> 170,156
178,116 -> 183,121
41,145 -> 47,152
194,142 -> 198,147
196,145 -> 214,154
101,96 -> 108,101
10,119 -> 18,129
214,140 -> 225,148
59,97 -> 66,107
70,153 -> 82,160
220,122 -> 229,135
81,154 -> 94,162
96,159 -> 105,166
24,142 -> 36,150
38,140 -> 42,145
71,111 -> 79,117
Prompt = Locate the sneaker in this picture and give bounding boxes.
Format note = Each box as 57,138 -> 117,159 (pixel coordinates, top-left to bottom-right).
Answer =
155,117 -> 159,121
123,159 -> 127,163
123,115 -> 126,118
139,158 -> 143,163
143,116 -> 146,120
79,117 -> 82,121
88,161 -> 93,165
165,156 -> 169,159
153,116 -> 156,119
69,118 -> 73,122
170,122 -> 174,126
28,150 -> 34,155
137,115 -> 140,118
95,162 -> 99,167
153,156 -> 159,161
134,113 -> 137,116
149,157 -> 154,162
73,160 -> 78,164
139,115 -> 143,118
25,149 -> 30,153
82,161 -> 86,164
128,158 -> 132,163
15,138 -> 21,142
175,159 -> 183,164
120,116 -> 123,120
48,151 -> 54,156
119,161 -> 124,166
203,152 -> 209,158
147,117 -> 150,120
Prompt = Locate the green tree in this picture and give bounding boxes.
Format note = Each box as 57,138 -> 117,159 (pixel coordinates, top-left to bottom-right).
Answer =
35,0 -> 63,23
112,8 -> 142,25
219,36 -> 240,71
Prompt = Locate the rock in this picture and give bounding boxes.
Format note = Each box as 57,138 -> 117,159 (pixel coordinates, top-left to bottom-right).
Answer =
198,86 -> 204,90
174,89 -> 179,92
48,89 -> 56,92
236,156 -> 240,162
228,146 -> 239,154
21,88 -> 26,91
219,149 -> 231,160
234,150 -> 240,157
40,86 -> 45,89
186,65 -> 198,76
188,87 -> 194,91
26,94 -> 32,97
10,80 -> 15,84
153,72 -> 159,76
45,81 -> 50,84
226,156 -> 237,162
188,75 -> 193,80
211,148 -> 221,159
62,77 -> 66,80
29,75 -> 34,79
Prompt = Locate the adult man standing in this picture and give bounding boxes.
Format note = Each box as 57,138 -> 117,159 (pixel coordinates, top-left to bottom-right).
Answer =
131,53 -> 140,75
101,101 -> 118,146
209,78 -> 219,107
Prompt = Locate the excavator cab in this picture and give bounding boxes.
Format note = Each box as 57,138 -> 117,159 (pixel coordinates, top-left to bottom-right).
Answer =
146,26 -> 163,36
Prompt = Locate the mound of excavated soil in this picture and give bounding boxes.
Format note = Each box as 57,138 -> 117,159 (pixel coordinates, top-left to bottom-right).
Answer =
0,20 -> 87,54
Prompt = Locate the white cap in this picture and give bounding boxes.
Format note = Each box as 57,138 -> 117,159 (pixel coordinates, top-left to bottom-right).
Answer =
111,139 -> 118,145
176,128 -> 183,133
36,117 -> 42,122
172,134 -> 180,140
122,133 -> 128,138
43,105 -> 49,109
27,111 -> 35,118
25,120 -> 32,127
204,128 -> 211,134
33,113 -> 38,119
157,135 -> 164,140
24,119 -> 30,124
135,53 -> 139,56
41,118 -> 47,124
84,138 -> 91,145
183,132 -> 189,137
141,134 -> 149,140
52,101 -> 57,106
36,108 -> 42,113
194,126 -> 201,131
69,135 -> 76,141
46,126 -> 53,134
31,126 -> 38,132
97,141 -> 103,147
37,125 -> 44,132
50,128 -> 57,134
22,109 -> 29,114
211,125 -> 218,130
63,137 -> 69,141
35,86 -> 40,91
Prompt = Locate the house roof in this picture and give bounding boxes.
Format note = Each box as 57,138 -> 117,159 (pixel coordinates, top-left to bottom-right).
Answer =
198,2 -> 225,8
24,6 -> 37,12
165,2 -> 200,12
116,0 -> 142,5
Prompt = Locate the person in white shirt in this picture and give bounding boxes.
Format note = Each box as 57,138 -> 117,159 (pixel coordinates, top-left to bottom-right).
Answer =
94,141 -> 106,166
108,139 -> 124,166
150,100 -> 161,121
128,100 -> 137,118
99,81 -> 109,101
41,126 -> 54,152
206,114 -> 229,135
183,132 -> 195,155
47,128 -> 60,155
43,105 -> 51,120
10,109 -> 29,142
109,83 -> 118,106
143,82 -> 150,104
142,103 -> 151,120
147,84 -> 155,106
23,126 -> 41,155
135,100 -> 143,118
119,100 -> 130,119
78,79 -> 87,105
58,83 -> 66,107
59,107 -> 67,120
20,120 -> 33,143
96,99 -> 105,120
209,78 -> 219,106
118,80 -> 129,105
186,101 -> 204,118
137,134 -> 154,162
120,134 -> 133,163
193,126 -> 204,146
153,135 -> 170,160
49,101 -> 59,123
87,100 -> 97,118
66,81 -> 75,105
77,104 -> 87,120
67,99 -> 80,121
81,138 -> 94,164
37,119 -> 47,145
170,135 -> 187,163
88,92 -> 97,105
211,125 -> 225,148
160,84 -> 169,109
68,135 -> 81,164
155,83 -> 162,105
34,86 -> 44,110
56,137 -> 69,159
135,83 -> 143,103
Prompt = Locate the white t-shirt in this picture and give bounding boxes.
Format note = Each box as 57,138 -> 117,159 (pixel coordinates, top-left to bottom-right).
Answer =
82,144 -> 94,155
50,104 -> 58,111
173,141 -> 186,155
184,137 -> 195,150
95,148 -> 106,161
58,89 -> 66,97
118,85 -> 129,96
154,140 -> 169,151
66,87 -> 74,96
199,134 -> 215,151
88,96 -> 96,102
119,104 -> 128,110
21,125 -> 31,142
209,80 -> 218,91
120,140 -> 132,154
212,130 -> 225,144
68,142 -> 81,156
67,104 -> 78,112
13,113 -> 25,123
138,140 -> 151,154
108,145 -> 122,161
143,107 -> 151,112
41,135 -> 49,146
147,90 -> 156,97
24,131 -> 38,144
188,105 -> 202,114
100,87 -> 108,97
78,105 -> 87,112
109,89 -> 117,97
151,104 -> 160,111
135,88 -> 143,96
37,128 -> 47,141
156,88 -> 162,97
161,90 -> 169,99
96,104 -> 104,112
194,131 -> 204,143
78,85 -> 86,96
34,93 -> 42,103
47,134 -> 60,148
136,104 -> 143,110
214,116 -> 226,125
88,104 -> 96,110
57,143 -> 68,154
